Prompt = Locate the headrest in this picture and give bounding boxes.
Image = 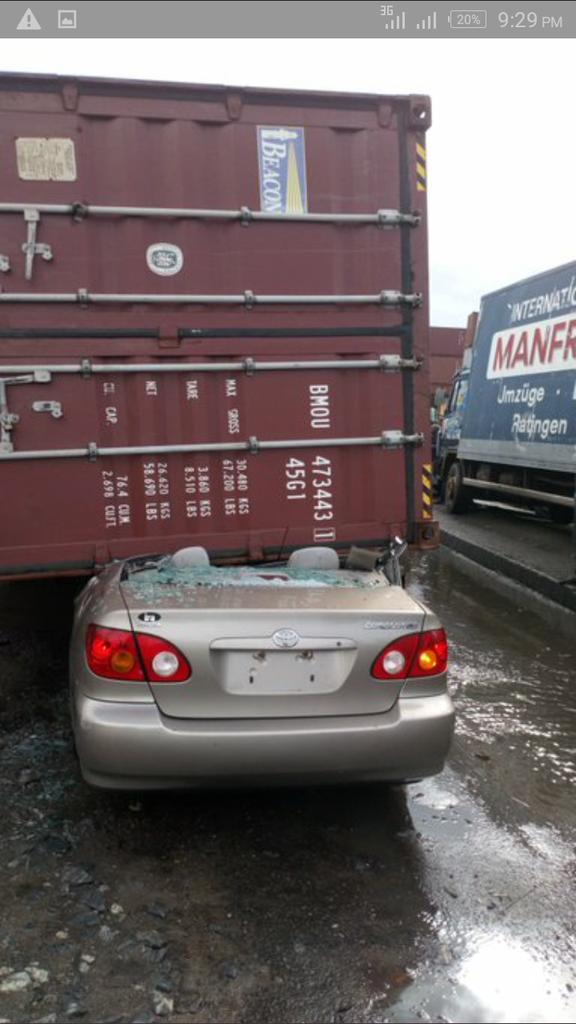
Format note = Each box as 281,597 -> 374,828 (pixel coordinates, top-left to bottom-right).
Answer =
171,546 -> 210,569
287,546 -> 339,571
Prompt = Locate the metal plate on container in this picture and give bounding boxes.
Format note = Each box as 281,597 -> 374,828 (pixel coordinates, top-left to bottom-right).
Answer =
15,137 -> 77,181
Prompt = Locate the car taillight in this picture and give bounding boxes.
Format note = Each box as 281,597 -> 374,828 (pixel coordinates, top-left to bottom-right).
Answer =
86,625 -> 191,683
371,629 -> 448,680
86,625 -> 144,681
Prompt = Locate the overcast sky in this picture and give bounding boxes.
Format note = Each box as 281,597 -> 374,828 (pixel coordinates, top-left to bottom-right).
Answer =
2,37 -> 573,326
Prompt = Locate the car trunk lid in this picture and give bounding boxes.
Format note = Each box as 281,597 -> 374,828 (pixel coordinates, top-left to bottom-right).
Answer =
120,563 -> 426,719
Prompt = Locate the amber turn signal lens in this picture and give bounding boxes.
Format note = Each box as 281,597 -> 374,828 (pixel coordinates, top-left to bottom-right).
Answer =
110,649 -> 136,674
418,648 -> 439,672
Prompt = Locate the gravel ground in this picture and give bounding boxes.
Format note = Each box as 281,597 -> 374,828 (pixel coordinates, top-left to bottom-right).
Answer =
0,550 -> 575,1024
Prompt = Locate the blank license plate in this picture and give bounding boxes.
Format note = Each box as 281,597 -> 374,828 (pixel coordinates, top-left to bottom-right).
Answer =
222,650 -> 342,696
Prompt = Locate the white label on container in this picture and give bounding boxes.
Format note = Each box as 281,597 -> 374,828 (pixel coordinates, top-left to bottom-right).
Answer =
16,138 -> 77,181
146,243 -> 184,276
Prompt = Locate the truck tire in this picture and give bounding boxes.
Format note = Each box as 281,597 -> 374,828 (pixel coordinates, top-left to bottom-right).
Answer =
445,462 -> 472,514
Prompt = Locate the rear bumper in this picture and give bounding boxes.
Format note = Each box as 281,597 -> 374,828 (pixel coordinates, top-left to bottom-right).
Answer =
73,692 -> 455,790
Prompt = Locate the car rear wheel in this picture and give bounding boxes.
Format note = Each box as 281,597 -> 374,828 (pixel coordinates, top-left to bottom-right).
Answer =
445,462 -> 472,514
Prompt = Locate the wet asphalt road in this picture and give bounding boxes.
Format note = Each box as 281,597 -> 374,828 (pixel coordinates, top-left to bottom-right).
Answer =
0,549 -> 575,1024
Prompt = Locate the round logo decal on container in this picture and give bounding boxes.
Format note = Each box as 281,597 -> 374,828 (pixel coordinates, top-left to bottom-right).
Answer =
146,243 -> 184,276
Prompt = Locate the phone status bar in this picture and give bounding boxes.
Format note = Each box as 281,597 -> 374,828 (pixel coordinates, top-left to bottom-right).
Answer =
0,1 -> 572,39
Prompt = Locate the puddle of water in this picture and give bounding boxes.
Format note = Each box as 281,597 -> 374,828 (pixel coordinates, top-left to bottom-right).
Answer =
408,550 -> 576,826
384,933 -> 576,1023
378,753 -> 576,1024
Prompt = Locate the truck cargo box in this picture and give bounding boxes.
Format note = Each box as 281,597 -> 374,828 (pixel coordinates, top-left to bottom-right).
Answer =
459,262 -> 576,474
0,73 -> 433,578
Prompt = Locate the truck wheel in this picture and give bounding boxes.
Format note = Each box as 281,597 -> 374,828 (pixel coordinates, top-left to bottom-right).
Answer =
445,463 -> 472,514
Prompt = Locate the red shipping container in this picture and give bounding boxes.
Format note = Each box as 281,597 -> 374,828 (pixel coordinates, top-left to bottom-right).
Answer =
0,73 -> 434,578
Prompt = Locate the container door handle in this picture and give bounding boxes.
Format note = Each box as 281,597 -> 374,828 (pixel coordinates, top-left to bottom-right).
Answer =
0,371 -> 52,453
22,209 -> 53,281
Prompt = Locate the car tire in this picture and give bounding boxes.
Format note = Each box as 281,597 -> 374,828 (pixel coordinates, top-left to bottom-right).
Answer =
445,462 -> 472,514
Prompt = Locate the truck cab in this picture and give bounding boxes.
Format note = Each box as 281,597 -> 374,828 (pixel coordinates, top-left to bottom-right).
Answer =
434,367 -> 470,501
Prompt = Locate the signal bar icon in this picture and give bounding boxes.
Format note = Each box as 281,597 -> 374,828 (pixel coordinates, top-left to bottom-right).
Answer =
416,11 -> 438,30
380,10 -> 406,31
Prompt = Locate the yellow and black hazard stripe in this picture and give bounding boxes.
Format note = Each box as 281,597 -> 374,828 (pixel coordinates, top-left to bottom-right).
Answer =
422,463 -> 434,518
416,141 -> 427,192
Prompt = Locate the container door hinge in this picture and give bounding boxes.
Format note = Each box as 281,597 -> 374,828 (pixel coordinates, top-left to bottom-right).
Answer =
22,208 -> 53,281
32,400 -> 63,419
0,370 -> 52,452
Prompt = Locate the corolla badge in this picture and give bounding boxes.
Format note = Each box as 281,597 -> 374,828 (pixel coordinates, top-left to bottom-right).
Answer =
272,628 -> 300,648
364,620 -> 420,631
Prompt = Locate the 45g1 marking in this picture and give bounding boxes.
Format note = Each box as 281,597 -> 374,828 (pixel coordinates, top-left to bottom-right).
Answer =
285,458 -> 307,500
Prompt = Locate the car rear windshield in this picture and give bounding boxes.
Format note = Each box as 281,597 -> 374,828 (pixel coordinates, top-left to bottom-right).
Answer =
122,562 -> 387,592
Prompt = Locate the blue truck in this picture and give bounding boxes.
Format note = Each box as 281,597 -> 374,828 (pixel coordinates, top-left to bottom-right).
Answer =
437,262 -> 576,522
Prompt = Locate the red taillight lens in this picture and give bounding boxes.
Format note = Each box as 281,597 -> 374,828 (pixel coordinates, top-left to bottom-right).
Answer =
371,629 -> 448,680
86,625 -> 191,683
411,629 -> 448,677
86,625 -> 144,681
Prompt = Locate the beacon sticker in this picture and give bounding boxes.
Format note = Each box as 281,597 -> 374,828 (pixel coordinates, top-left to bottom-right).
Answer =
257,127 -> 308,214
146,243 -> 184,276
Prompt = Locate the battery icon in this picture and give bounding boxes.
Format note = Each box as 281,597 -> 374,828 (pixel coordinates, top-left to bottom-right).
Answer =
448,9 -> 487,28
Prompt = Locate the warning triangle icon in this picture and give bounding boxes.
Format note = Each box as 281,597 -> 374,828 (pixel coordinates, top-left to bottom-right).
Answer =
17,8 -> 41,30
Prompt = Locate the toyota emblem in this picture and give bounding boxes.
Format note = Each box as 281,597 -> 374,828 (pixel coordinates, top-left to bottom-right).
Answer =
272,628 -> 300,648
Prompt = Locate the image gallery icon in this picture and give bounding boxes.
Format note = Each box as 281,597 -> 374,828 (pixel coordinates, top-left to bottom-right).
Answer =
58,9 -> 77,29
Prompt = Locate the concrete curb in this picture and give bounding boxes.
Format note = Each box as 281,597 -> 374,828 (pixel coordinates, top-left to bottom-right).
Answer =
440,528 -> 576,614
